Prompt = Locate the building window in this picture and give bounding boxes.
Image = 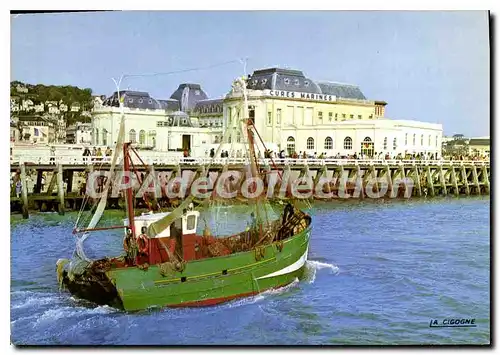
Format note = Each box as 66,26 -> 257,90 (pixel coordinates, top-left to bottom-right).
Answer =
304,81 -> 309,87
421,134 -> 424,146
369,114 -> 373,119
149,130 -> 157,147
294,79 -> 300,86
284,78 -> 290,85
383,137 -> 387,150
413,134 -> 416,146
95,128 -> 99,145
324,137 -> 333,150
128,98 -> 133,103
102,129 -> 107,146
328,112 -> 333,121
306,137 -> 315,150
227,107 -> 232,125
405,133 -> 408,146
393,138 -> 397,150
129,129 -> 136,143
350,114 -> 354,119
342,113 -> 346,119
149,99 -> 153,104
286,136 -> 295,156
344,137 -> 352,150
267,112 -> 272,125
276,109 -> 281,125
335,113 -> 338,120
435,136 -> 438,147
139,130 -> 146,145
428,135 -> 431,146
318,111 -> 323,121
261,79 -> 267,85
139,99 -> 143,103
358,115 -> 362,119
236,132 -> 241,143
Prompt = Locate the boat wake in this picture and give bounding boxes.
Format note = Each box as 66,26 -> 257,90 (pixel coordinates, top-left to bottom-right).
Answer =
303,260 -> 340,284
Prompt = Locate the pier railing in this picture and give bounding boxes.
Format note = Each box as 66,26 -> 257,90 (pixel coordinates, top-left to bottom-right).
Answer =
10,153 -> 489,167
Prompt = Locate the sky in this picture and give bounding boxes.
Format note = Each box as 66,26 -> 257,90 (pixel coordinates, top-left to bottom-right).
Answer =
10,11 -> 490,136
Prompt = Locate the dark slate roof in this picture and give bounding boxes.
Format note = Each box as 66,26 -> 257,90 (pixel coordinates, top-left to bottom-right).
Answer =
103,91 -> 165,109
194,98 -> 224,113
246,68 -> 322,94
469,138 -> 490,146
317,82 -> 366,100
158,99 -> 180,111
246,67 -> 367,99
169,83 -> 209,112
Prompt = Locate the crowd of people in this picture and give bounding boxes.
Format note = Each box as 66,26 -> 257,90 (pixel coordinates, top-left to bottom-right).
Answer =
201,148 -> 489,162
82,146 -> 113,162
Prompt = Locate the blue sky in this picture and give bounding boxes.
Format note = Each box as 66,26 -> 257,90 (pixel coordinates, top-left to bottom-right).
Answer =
11,11 -> 489,136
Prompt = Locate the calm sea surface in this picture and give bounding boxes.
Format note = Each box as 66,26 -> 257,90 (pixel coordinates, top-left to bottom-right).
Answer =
10,197 -> 490,345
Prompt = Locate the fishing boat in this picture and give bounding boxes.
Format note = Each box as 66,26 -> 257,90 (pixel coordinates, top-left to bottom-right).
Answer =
56,76 -> 312,311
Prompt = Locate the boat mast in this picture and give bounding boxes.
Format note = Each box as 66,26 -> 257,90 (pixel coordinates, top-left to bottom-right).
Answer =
123,142 -> 136,238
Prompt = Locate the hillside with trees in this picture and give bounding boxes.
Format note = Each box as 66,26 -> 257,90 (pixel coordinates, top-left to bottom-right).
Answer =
10,81 -> 94,125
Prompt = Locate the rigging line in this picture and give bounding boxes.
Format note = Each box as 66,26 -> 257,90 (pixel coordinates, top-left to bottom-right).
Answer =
122,59 -> 242,79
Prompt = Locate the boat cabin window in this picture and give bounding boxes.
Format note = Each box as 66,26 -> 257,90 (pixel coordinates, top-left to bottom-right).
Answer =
182,211 -> 199,234
186,215 -> 196,230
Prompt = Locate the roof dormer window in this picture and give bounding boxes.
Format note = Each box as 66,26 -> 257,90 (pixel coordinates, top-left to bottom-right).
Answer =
128,98 -> 133,103
149,99 -> 153,104
284,78 -> 290,85
304,81 -> 309,87
294,79 -> 300,86
195,90 -> 200,95
139,99 -> 143,103
261,79 -> 268,85
253,79 -> 258,86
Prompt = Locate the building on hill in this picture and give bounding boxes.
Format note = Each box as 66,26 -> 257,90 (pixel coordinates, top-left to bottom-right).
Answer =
15,115 -> 55,144
66,122 -> 92,144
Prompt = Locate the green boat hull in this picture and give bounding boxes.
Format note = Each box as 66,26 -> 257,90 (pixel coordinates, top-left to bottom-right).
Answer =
106,227 -> 311,311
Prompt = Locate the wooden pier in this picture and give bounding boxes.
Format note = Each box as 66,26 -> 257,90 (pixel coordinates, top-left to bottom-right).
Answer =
10,158 -> 490,218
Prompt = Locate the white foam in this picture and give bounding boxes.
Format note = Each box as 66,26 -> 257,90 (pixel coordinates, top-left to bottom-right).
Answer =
33,304 -> 116,327
304,260 -> 339,284
11,295 -> 57,310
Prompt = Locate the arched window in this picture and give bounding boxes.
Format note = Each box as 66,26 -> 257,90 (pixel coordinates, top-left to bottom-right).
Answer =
383,137 -> 388,150
420,134 -> 424,146
413,134 -> 416,146
324,137 -> 333,150
129,129 -> 136,143
306,137 -> 315,150
393,138 -> 397,150
102,128 -> 107,146
344,137 -> 352,150
139,130 -> 146,145
286,136 -> 295,156
361,137 -> 374,157
236,132 -> 241,143
95,128 -> 99,145
148,130 -> 157,147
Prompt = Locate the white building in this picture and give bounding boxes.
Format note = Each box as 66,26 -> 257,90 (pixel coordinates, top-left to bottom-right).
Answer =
66,122 -> 92,144
224,68 -> 442,158
92,87 -> 215,155
92,67 -> 443,158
